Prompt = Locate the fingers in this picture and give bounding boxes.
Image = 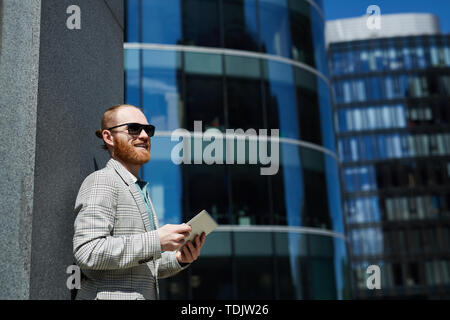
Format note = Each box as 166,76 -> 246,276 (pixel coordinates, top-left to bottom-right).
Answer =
176,223 -> 192,234
169,233 -> 187,250
182,243 -> 194,261
182,239 -> 199,261
174,233 -> 186,244
200,233 -> 206,248
180,231 -> 190,238
195,234 -> 201,247
177,233 -> 207,263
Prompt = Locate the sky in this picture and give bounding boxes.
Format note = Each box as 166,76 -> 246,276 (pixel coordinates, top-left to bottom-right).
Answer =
323,0 -> 450,34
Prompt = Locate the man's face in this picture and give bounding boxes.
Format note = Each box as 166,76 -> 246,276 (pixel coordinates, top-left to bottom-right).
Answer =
111,107 -> 151,165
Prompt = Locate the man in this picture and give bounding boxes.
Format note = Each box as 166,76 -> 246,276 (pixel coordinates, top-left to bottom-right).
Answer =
73,104 -> 206,300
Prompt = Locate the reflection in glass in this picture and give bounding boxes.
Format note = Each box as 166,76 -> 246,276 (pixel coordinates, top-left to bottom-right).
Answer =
226,58 -> 264,130
259,0 -> 291,58
181,0 -> 221,47
223,0 -> 260,51
300,148 -> 331,229
141,136 -> 183,225
125,49 -> 140,107
142,50 -> 182,131
288,0 -> 313,65
230,166 -> 271,225
185,73 -> 225,131
142,0 -> 182,44
190,257 -> 233,299
126,0 -> 139,42
263,60 -> 299,139
184,164 -> 229,225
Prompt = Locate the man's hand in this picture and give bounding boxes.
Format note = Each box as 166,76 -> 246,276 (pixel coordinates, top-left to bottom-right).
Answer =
157,224 -> 192,251
176,232 -> 206,264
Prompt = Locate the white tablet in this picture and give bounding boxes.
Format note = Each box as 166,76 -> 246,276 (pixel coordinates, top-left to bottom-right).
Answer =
181,210 -> 218,246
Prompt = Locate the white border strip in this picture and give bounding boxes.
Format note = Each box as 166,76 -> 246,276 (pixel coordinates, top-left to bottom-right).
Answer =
154,130 -> 339,161
124,43 -> 330,86
216,225 -> 347,241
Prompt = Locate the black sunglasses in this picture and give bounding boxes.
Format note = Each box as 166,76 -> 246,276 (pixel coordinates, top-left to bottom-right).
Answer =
106,122 -> 155,137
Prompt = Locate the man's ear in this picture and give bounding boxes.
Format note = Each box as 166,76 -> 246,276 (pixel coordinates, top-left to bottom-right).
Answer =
102,130 -> 114,149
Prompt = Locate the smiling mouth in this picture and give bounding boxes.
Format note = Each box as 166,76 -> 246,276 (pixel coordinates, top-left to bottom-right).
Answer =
134,144 -> 148,149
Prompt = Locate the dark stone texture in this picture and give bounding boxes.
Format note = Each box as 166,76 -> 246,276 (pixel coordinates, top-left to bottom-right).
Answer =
0,0 -> 41,300
28,0 -> 123,299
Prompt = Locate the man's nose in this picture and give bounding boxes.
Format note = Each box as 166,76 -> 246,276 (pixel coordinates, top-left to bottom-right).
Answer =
138,128 -> 149,140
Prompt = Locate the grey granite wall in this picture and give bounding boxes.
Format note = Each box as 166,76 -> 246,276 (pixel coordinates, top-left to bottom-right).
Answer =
0,0 -> 123,299
0,0 -> 41,300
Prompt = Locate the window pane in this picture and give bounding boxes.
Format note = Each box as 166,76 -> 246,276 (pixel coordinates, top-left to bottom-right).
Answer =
185,74 -> 225,131
125,49 -> 140,106
230,165 -> 271,225
181,0 -> 221,47
142,0 -> 182,44
235,232 -> 274,299
185,52 -> 222,75
300,148 -> 331,229
142,50 -> 183,130
288,0 -> 314,66
296,69 -> 322,144
226,63 -> 264,130
184,164 -> 229,225
264,60 -> 299,139
190,257 -> 233,299
126,0 -> 139,42
259,0 -> 291,57
223,0 -> 260,51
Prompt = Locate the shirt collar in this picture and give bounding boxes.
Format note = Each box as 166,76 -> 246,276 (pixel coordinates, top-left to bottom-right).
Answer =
136,179 -> 148,190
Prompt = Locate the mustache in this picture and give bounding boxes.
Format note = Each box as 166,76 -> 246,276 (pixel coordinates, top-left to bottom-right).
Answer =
133,141 -> 150,148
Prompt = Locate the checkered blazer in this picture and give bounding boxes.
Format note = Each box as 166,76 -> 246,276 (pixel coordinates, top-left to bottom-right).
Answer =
73,158 -> 188,300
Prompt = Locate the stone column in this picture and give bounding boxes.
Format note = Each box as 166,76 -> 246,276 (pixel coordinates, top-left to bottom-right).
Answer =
0,0 -> 124,299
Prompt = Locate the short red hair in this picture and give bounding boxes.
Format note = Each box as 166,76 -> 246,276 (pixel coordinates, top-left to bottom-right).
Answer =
95,104 -> 142,150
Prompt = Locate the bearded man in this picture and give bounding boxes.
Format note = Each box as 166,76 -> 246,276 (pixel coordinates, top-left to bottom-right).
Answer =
73,104 -> 205,300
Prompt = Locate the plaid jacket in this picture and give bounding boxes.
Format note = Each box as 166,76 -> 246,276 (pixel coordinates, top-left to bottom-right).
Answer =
73,158 -> 188,300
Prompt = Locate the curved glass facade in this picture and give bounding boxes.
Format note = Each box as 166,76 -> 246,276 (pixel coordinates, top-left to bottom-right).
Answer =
125,0 -> 350,299
127,0 -> 328,75
329,35 -> 450,299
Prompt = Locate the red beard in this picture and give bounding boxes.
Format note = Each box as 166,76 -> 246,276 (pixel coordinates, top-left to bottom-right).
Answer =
113,136 -> 150,165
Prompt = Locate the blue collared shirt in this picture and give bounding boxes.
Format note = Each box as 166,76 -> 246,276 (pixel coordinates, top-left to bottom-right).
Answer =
135,180 -> 156,230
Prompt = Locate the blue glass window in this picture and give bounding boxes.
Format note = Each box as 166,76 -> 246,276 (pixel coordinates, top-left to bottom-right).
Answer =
223,0 -> 260,51
259,0 -> 291,58
126,0 -> 139,42
142,0 -> 182,44
182,0 -> 221,47
264,60 -> 299,139
125,49 -> 141,107
141,50 -> 183,131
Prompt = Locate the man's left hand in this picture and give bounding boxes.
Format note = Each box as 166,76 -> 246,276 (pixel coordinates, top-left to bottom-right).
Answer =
176,232 -> 206,264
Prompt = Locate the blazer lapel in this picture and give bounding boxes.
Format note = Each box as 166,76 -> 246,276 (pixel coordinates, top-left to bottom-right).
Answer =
106,158 -> 159,276
146,194 -> 161,272
106,158 -> 152,231
129,184 -> 153,232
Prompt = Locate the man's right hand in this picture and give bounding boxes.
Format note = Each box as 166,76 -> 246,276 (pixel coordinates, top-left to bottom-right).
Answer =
157,224 -> 192,251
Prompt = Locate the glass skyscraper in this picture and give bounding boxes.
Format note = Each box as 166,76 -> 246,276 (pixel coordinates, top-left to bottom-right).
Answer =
124,0 -> 350,299
327,14 -> 450,299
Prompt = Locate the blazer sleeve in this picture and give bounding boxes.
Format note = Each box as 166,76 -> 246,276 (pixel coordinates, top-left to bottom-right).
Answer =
73,171 -> 162,270
157,251 -> 190,279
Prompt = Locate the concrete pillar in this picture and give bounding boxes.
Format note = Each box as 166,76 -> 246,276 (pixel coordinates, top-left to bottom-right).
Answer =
0,0 -> 124,299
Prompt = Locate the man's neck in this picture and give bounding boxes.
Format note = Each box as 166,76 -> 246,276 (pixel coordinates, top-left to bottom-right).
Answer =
112,156 -> 141,178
